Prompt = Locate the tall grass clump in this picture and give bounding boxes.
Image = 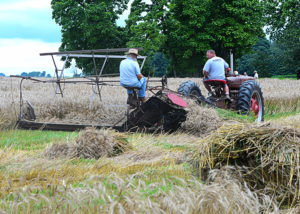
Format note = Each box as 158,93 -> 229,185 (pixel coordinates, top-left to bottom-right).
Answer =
192,123 -> 300,208
0,173 -> 279,214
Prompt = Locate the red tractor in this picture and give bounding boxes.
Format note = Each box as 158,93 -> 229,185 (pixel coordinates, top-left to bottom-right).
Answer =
177,74 -> 264,122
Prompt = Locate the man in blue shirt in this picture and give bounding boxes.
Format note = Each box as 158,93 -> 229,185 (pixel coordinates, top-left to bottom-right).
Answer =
203,50 -> 230,99
120,49 -> 146,104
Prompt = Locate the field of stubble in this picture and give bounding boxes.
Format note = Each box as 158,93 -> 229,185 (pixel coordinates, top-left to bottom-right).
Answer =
0,76 -> 299,213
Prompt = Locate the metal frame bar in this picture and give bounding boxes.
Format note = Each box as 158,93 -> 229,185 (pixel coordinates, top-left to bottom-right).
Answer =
55,54 -> 146,59
10,76 -> 163,85
40,48 -> 143,56
11,49 -> 168,124
53,55 -> 69,100
41,49 -> 147,105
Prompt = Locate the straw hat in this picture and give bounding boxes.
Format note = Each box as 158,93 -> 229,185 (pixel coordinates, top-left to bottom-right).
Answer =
125,48 -> 139,56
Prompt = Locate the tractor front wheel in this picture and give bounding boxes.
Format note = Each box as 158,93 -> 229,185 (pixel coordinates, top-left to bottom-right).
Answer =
236,80 -> 264,122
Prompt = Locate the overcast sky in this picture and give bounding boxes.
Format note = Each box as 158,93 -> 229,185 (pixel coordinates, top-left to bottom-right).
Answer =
0,0 -> 131,76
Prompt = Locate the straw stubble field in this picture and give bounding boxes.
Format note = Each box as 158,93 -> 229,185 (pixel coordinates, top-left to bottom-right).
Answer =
0,76 -> 300,213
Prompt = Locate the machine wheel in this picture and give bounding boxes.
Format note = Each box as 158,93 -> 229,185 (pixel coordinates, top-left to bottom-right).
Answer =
177,80 -> 202,98
237,80 -> 264,122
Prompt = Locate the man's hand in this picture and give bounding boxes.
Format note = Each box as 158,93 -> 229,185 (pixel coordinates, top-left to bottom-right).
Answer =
137,74 -> 143,80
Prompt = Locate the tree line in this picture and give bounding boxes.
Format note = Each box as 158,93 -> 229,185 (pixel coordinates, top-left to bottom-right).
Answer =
20,71 -> 51,78
51,0 -> 299,78
0,72 -> 52,78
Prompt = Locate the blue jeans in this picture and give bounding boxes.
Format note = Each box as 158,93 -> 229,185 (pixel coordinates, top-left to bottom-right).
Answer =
121,77 -> 146,98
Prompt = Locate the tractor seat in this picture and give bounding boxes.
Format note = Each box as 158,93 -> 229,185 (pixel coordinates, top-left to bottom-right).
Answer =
204,79 -> 227,87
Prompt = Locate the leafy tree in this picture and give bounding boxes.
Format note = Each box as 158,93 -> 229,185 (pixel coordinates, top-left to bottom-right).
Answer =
40,71 -> 46,77
30,71 -> 42,77
126,0 -> 171,75
268,42 -> 294,76
236,38 -> 294,77
150,52 -> 169,77
20,71 -> 44,77
237,38 -> 273,77
51,0 -> 129,74
127,0 -> 265,76
126,0 -> 170,52
265,0 -> 300,73
20,72 -> 28,77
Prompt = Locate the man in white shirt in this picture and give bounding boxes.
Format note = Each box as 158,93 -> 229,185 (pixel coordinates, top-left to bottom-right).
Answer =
254,70 -> 258,79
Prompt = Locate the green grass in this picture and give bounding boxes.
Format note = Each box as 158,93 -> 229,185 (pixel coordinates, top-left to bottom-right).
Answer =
264,111 -> 299,120
153,141 -> 187,150
217,109 -> 256,122
217,107 -> 300,122
0,130 -> 78,150
69,158 -> 97,165
271,74 -> 297,80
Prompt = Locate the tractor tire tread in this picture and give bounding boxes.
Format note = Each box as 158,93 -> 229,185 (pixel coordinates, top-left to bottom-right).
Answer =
236,80 -> 264,121
177,81 -> 202,98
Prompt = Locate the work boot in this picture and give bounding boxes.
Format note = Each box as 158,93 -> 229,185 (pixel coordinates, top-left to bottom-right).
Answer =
127,94 -> 134,105
225,93 -> 232,102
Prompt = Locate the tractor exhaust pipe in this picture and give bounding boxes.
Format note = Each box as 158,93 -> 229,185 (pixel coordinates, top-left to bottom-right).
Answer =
230,49 -> 234,74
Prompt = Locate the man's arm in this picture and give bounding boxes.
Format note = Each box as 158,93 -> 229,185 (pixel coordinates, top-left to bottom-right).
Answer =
135,61 -> 143,80
223,59 -> 230,75
224,60 -> 229,69
203,70 -> 209,78
203,60 -> 210,78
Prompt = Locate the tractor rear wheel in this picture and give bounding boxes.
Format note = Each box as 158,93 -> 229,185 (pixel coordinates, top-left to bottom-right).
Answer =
177,80 -> 202,98
236,80 -> 264,122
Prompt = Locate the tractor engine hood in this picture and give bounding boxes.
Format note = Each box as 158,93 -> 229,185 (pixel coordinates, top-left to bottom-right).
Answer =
226,75 -> 255,89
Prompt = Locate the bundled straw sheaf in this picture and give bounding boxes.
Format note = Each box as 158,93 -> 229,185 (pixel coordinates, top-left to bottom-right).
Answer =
181,99 -> 222,136
43,128 -> 130,159
73,128 -> 129,159
193,123 -> 300,207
